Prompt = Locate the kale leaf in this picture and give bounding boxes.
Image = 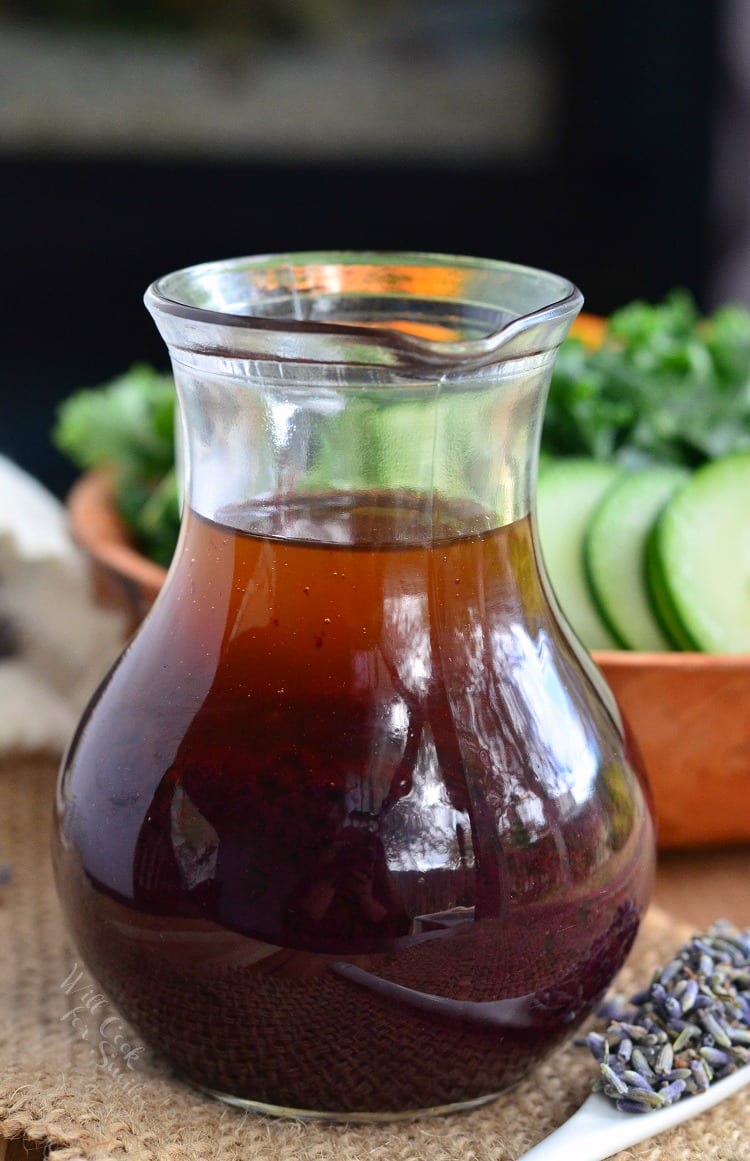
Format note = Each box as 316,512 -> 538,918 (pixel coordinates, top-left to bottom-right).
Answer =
544,290 -> 750,468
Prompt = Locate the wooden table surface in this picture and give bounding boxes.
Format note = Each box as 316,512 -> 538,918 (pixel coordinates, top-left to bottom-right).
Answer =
3,844 -> 750,1160
653,843 -> 750,928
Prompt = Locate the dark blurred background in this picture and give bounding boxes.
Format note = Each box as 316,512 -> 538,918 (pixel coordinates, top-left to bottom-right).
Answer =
0,0 -> 738,495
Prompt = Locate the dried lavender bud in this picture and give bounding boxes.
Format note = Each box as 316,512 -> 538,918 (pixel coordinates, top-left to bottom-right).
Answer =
599,1063 -> 629,1096
659,960 -> 682,986
616,1097 -> 651,1115
679,979 -> 699,1013
630,1047 -> 655,1080
690,1057 -> 711,1092
585,1032 -> 608,1062
617,1021 -> 650,1042
618,1087 -> 665,1109
695,938 -> 727,961
622,1070 -> 653,1092
584,920 -> 750,1112
700,1045 -> 732,1072
700,1011 -> 732,1048
660,1079 -> 687,1104
655,1042 -> 674,1075
711,938 -> 747,965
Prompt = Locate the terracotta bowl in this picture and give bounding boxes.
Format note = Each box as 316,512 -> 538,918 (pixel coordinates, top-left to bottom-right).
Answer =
68,471 -> 750,851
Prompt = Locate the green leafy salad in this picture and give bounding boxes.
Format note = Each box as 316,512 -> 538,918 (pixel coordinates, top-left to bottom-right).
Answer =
538,292 -> 750,654
55,363 -> 180,567
53,292 -> 750,652
544,290 -> 750,467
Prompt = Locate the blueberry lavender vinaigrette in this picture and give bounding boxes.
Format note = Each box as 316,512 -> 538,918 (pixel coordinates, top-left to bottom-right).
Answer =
53,254 -> 655,1118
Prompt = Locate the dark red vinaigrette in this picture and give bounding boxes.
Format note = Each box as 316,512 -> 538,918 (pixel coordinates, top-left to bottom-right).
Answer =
54,496 -> 654,1115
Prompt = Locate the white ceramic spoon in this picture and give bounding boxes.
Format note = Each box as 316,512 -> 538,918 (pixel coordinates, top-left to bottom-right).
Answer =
517,1062 -> 750,1161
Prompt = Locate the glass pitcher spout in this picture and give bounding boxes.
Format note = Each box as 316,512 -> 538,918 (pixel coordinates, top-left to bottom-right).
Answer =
54,253 -> 654,1122
145,251 -> 583,372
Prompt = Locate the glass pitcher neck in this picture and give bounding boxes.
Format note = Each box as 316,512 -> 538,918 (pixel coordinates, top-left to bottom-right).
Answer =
146,253 -> 582,541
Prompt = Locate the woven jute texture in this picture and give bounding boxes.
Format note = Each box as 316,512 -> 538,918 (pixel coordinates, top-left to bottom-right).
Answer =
1,754 -> 749,1161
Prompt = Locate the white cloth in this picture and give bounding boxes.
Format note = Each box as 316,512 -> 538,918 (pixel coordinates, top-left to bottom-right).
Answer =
0,457 -> 126,754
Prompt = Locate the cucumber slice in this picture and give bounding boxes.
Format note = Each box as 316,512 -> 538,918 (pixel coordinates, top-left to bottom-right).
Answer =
536,459 -> 622,651
645,525 -> 697,651
585,466 -> 688,651
651,452 -> 750,653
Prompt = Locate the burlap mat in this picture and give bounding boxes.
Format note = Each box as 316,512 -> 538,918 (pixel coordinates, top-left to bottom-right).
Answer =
1,755 -> 748,1161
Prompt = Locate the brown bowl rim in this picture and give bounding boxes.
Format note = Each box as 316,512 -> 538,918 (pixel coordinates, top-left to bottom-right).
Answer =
67,471 -> 167,600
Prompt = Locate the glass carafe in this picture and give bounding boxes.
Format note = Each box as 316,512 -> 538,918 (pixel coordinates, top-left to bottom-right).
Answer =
53,253 -> 655,1120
